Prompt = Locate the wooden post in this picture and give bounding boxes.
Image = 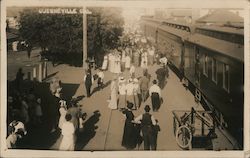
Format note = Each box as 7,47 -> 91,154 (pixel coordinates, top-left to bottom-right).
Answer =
33,66 -> 37,80
38,63 -> 42,82
82,6 -> 88,69
191,107 -> 195,124
43,60 -> 47,79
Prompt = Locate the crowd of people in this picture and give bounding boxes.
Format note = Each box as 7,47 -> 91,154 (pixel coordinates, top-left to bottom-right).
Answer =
7,68 -> 43,148
6,33 -> 170,151
7,69 -> 87,150
82,33 -> 170,150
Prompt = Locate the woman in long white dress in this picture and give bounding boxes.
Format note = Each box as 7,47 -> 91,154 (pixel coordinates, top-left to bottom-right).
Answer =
114,54 -> 121,74
141,52 -> 148,69
102,54 -> 108,70
108,53 -> 113,72
59,114 -> 75,151
125,55 -> 131,70
108,78 -> 118,110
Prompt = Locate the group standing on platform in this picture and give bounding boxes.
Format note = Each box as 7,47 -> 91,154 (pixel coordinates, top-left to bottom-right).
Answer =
7,32 -> 170,151
94,33 -> 169,150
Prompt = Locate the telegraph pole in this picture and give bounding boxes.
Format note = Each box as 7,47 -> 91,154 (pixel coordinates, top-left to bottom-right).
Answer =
82,7 -> 91,69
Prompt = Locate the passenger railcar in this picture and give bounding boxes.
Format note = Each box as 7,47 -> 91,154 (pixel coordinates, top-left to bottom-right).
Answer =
140,17 -> 244,147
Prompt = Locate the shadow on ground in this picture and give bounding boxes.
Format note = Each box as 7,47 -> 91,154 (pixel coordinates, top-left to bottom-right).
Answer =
91,80 -> 111,96
75,110 -> 101,150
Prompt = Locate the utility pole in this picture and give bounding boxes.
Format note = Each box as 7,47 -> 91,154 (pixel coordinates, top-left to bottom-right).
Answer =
82,7 -> 92,69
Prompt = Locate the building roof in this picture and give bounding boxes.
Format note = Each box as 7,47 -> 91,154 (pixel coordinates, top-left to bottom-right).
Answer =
196,10 -> 243,24
196,25 -> 244,35
187,33 -> 244,62
158,24 -> 190,40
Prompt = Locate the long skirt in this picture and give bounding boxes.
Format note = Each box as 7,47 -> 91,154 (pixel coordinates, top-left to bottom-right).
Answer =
114,62 -> 121,74
148,55 -> 154,66
126,95 -> 134,107
102,59 -> 108,70
58,114 -> 66,130
122,121 -> 136,149
108,91 -> 118,109
134,94 -> 140,109
59,134 -> 75,151
133,56 -> 139,67
118,94 -> 126,109
121,62 -> 125,72
151,93 -> 161,111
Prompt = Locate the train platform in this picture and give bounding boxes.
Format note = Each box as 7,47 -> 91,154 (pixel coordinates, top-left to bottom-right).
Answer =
43,61 -> 235,151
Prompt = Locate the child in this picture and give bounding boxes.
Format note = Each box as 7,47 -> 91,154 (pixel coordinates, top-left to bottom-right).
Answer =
78,109 -> 87,131
97,69 -> 104,89
153,119 -> 161,150
58,100 -> 67,130
6,127 -> 24,149
59,114 -> 75,151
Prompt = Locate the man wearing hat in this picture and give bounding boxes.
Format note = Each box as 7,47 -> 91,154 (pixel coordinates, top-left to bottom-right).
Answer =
149,80 -> 162,112
84,69 -> 94,97
134,105 -> 157,150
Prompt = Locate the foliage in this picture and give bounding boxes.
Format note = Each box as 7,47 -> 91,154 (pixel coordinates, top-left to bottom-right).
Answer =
87,7 -> 124,66
18,7 -> 124,66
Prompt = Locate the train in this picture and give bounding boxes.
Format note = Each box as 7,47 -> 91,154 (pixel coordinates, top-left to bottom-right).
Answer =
140,16 -> 244,148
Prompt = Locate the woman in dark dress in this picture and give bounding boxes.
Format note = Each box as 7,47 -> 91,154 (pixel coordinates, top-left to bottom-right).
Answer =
121,102 -> 136,149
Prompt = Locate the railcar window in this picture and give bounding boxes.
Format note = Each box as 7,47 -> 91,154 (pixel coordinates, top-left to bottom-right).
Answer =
203,54 -> 209,77
223,63 -> 230,92
212,58 -> 218,83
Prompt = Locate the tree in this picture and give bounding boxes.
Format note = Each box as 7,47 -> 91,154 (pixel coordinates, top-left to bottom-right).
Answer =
18,7 -> 124,67
87,7 -> 124,66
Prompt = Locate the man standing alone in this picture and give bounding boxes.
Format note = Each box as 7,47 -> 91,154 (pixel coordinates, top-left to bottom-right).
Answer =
84,69 -> 94,97
149,80 -> 162,112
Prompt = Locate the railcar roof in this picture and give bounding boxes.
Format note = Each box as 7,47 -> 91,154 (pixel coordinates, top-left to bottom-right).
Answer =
157,24 -> 190,39
141,17 -> 192,28
142,20 -> 190,40
187,33 -> 244,62
141,17 -> 162,24
196,25 -> 244,35
162,19 -> 192,27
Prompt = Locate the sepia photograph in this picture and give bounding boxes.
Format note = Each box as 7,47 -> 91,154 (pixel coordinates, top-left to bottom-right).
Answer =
1,0 -> 249,157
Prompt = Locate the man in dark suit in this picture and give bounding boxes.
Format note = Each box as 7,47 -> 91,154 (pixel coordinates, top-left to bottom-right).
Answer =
134,105 -> 157,150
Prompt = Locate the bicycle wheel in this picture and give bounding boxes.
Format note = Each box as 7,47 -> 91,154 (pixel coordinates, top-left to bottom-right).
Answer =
175,125 -> 192,149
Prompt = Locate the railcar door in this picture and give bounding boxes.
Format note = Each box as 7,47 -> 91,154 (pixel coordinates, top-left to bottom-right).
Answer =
180,42 -> 185,81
